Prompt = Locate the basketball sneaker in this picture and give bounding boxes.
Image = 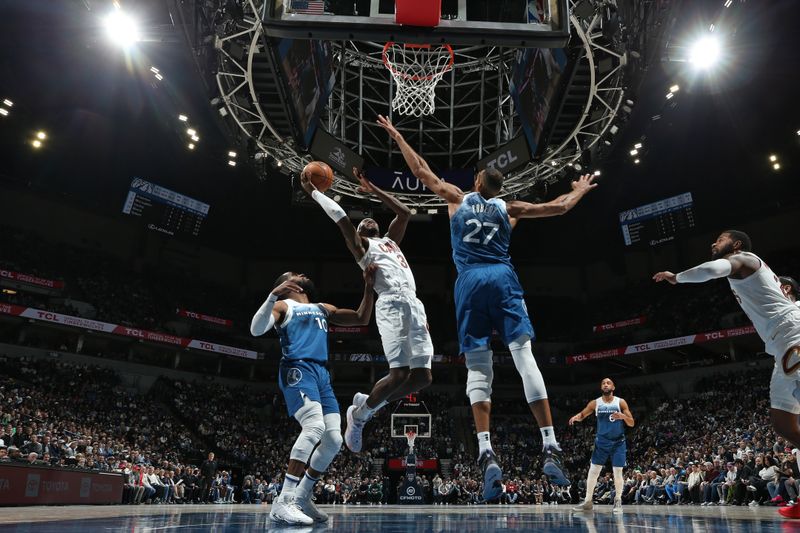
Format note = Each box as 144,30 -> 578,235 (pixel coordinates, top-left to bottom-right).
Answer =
478,449 -> 503,501
542,445 -> 571,486
613,499 -> 623,514
779,500 -> 800,519
269,493 -> 313,525
344,392 -> 369,453
572,500 -> 593,512
297,496 -> 329,523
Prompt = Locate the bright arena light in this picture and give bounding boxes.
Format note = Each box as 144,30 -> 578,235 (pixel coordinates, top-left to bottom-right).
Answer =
0,109 -> 8,117
104,10 -> 141,48
2,99 -> 12,107
228,151 -> 237,158
178,115 -> 188,122
36,131 -> 47,140
689,36 -> 722,70
769,154 -> 777,162
31,140 -> 42,148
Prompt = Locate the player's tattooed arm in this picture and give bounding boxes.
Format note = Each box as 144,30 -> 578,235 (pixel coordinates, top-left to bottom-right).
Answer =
506,174 -> 597,222
376,115 -> 464,206
568,399 -> 596,425
354,167 -> 411,244
324,264 -> 377,326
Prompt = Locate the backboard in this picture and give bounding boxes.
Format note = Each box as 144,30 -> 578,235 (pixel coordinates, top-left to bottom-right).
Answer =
262,0 -> 570,47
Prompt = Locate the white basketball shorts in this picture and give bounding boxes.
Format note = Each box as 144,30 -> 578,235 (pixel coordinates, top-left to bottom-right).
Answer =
767,308 -> 800,414
375,293 -> 433,369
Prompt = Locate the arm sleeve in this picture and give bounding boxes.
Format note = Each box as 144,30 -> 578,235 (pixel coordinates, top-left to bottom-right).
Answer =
312,190 -> 347,223
250,294 -> 278,336
675,259 -> 732,283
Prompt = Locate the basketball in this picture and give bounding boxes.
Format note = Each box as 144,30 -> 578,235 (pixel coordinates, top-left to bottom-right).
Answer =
303,161 -> 334,192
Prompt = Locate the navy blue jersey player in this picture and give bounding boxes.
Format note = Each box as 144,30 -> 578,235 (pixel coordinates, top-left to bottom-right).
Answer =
377,115 -> 597,500
250,266 -> 376,524
569,378 -> 635,513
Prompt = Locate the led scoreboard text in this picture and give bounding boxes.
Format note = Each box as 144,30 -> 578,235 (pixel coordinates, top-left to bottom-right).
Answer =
619,192 -> 695,247
122,178 -> 210,237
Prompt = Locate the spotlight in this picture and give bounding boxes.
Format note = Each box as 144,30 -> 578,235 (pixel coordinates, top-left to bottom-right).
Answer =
188,143 -> 195,150
723,0 -> 732,7
427,208 -> 438,215
104,10 -> 140,48
773,163 -> 781,171
410,208 -> 418,215
191,135 -> 199,142
32,139 -> 42,148
797,129 -> 800,136
228,160 -> 236,167
0,109 -> 7,117
36,131 -> 47,140
178,114 -> 188,122
187,128 -> 196,136
609,125 -> 619,135
689,36 -> 722,70
550,161 -> 558,167
593,170 -> 601,176
228,151 -> 237,158
154,73 -> 163,81
634,142 -> 643,149
277,160 -> 283,167
769,154 -> 777,162
634,159 -> 640,164
630,149 -> 638,156
150,67 -> 160,74
666,92 -> 674,100
669,84 -> 680,93
2,99 -> 12,107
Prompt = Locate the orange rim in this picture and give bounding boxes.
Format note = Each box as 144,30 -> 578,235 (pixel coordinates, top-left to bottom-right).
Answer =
382,42 -> 454,82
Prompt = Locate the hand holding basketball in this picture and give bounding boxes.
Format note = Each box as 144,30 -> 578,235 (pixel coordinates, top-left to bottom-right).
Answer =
302,161 -> 334,192
300,171 -> 316,195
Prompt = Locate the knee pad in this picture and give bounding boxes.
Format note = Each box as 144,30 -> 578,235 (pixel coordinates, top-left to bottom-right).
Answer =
309,413 -> 343,473
290,399 -> 325,463
465,349 -> 493,404
508,335 -> 548,403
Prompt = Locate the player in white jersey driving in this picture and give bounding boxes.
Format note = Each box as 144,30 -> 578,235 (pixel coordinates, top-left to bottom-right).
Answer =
654,229 -> 800,519
569,378 -> 635,514
300,169 -> 433,454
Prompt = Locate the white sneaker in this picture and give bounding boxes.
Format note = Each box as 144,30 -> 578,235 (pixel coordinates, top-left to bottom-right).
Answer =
572,500 -> 593,512
298,496 -> 328,522
613,499 -> 623,514
344,393 -> 369,453
269,494 -> 313,525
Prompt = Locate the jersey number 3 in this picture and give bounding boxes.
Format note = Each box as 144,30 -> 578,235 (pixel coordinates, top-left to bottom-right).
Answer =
463,219 -> 499,245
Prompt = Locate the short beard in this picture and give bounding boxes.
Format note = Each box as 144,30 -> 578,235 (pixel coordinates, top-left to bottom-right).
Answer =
360,227 -> 379,238
711,243 -> 734,260
296,278 -> 317,302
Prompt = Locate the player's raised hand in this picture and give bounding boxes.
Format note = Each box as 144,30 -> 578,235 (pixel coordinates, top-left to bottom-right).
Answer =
299,170 -> 317,196
272,280 -> 304,298
571,173 -> 598,195
376,115 -> 402,141
653,271 -> 678,285
354,167 -> 375,194
363,263 -> 378,288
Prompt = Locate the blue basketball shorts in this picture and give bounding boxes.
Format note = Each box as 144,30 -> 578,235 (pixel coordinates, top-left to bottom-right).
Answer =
278,359 -> 340,417
591,437 -> 627,468
454,263 -> 535,353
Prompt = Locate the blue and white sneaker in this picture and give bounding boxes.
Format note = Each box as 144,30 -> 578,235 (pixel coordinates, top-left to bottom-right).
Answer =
478,450 -> 503,502
542,445 -> 571,486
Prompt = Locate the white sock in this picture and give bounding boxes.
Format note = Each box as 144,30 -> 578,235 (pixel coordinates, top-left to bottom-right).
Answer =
540,426 -> 559,448
282,473 -> 300,496
294,472 -> 318,501
477,431 -> 492,454
613,467 -> 624,502
354,399 -> 387,421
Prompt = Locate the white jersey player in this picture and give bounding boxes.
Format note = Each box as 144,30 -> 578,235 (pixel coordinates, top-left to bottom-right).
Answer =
654,230 -> 800,520
301,168 -> 433,453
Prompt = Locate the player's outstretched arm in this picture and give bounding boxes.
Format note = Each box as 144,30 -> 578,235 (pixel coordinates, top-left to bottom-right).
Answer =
654,252 -> 760,285
249,281 -> 297,336
300,171 -> 366,261
611,400 -> 635,427
376,115 -> 463,206
506,173 -> 597,222
324,264 -> 377,326
354,167 -> 411,244
568,399 -> 596,425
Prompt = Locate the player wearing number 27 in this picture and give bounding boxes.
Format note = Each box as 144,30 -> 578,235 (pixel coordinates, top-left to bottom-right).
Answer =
300,167 -> 434,455
377,114 -> 597,501
250,267 -> 376,525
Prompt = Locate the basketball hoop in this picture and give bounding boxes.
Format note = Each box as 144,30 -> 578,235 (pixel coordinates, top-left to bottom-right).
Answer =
405,429 -> 418,453
383,42 -> 454,117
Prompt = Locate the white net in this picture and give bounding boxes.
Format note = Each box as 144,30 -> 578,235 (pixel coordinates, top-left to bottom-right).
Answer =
383,42 -> 454,117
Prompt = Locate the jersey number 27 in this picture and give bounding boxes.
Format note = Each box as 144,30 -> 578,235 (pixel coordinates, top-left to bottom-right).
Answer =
463,219 -> 499,245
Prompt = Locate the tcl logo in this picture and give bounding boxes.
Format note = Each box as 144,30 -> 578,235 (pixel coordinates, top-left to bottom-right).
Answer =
571,355 -> 587,362
703,332 -> 725,340
632,344 -> 650,352
124,328 -> 144,338
185,311 -> 201,319
35,311 -> 59,320
197,342 -> 214,350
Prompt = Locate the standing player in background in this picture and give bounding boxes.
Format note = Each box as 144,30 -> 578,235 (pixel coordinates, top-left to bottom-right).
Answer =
377,114 -> 597,500
250,267 -> 375,524
654,230 -> 800,519
569,378 -> 635,514
780,276 -> 799,306
300,170 -> 434,454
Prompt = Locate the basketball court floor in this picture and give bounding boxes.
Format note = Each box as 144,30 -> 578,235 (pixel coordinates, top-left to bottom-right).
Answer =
0,504 -> 795,532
